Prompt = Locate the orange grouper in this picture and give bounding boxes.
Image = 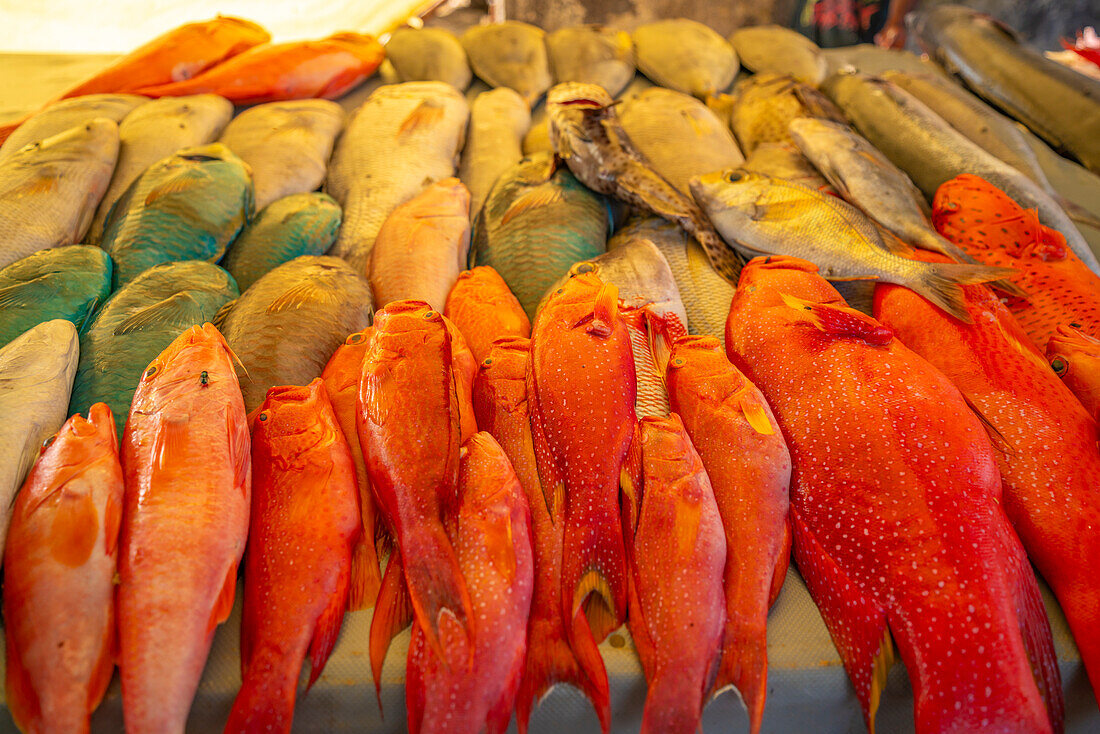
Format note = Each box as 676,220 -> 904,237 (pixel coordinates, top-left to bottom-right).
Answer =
528,273 -> 637,654
628,414 -> 726,734
3,403 -> 123,734
224,379 -> 361,733
117,323 -> 251,734
358,300 -> 474,667
321,328 -> 383,610
875,254 -> 1100,708
665,335 -> 791,734
725,256 -> 1062,734
932,174 -> 1100,347
134,32 -> 385,105
1046,324 -> 1100,421
445,266 -> 531,365
405,432 -> 534,734
473,336 -> 610,733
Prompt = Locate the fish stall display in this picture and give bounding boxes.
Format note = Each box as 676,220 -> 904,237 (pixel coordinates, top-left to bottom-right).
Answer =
1,4 -> 1100,734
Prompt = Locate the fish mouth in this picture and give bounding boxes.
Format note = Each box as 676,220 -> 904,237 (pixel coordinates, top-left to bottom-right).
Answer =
263,382 -> 321,405
378,299 -> 437,318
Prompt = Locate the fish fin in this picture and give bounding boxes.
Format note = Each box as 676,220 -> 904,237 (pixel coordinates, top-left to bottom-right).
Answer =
738,393 -> 774,435
792,508 -> 894,734
143,167 -> 211,207
0,276 -> 50,311
369,550 -> 413,714
570,605 -> 614,733
152,414 -> 190,472
405,627 -> 428,734
398,100 -> 444,136
401,524 -> 473,666
960,394 -> 1015,458
267,280 -> 339,314
501,187 -> 566,225
4,636 -> 41,732
779,293 -> 894,345
212,298 -> 236,329
348,535 -> 383,611
914,262 -> 1017,324
226,404 -> 251,496
627,563 -> 656,676
113,292 -> 205,336
792,85 -> 847,123
587,282 -> 620,337
877,229 -> 915,256
104,487 -> 122,557
49,492 -> 99,567
208,562 -> 239,634
527,369 -> 566,518
7,172 -> 60,197
77,295 -> 103,334
485,663 -> 524,734
620,422 -> 644,536
306,576 -> 350,691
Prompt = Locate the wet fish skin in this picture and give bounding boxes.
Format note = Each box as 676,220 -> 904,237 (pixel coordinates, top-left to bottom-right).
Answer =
631,19 -> 737,99
69,260 -> 238,438
223,192 -> 342,293
219,256 -> 373,413
326,82 -> 469,272
730,25 -> 826,85
385,27 -> 472,90
822,70 -> 1100,272
460,22 -> 551,107
218,100 -> 345,213
118,323 -> 251,734
666,335 -> 790,734
0,320 -> 79,562
0,118 -> 119,269
0,94 -> 146,162
3,403 -> 121,734
225,379 -> 360,733
725,255 -> 1062,733
547,82 -> 743,284
100,142 -> 253,287
89,94 -> 234,243
546,25 -> 635,98
471,151 -> 608,319
1047,325 -> 1100,421
472,337 -> 611,733
618,87 -> 744,196
460,88 -> 530,217
690,169 -> 1013,322
629,413 -> 726,734
0,245 -> 112,349
729,73 -> 845,156
405,431 -> 534,734
738,141 -> 836,196
444,266 -> 530,365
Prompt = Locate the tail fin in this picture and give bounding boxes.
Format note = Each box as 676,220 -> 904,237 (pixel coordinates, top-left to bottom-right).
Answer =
347,535 -> 382,611
560,513 -> 627,645
224,650 -> 299,734
369,551 -> 413,714
640,669 -> 708,734
714,621 -> 769,734
913,262 -> 1017,323
401,523 -> 474,667
914,231 -> 1026,298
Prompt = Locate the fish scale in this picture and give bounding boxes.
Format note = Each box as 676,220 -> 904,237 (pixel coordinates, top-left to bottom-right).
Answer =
385,27 -> 472,90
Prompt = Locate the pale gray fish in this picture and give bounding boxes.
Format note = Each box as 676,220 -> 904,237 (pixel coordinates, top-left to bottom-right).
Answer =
632,19 -> 738,99
385,26 -> 472,90
730,25 -> 827,86
460,21 -> 551,107
0,94 -> 145,162
546,25 -> 635,98
459,88 -> 530,217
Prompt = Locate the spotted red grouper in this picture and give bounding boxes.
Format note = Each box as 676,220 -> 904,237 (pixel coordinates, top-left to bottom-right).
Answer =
528,272 -> 637,655
473,337 -> 610,733
1046,324 -> 1100,421
628,414 -> 726,734
875,252 -> 1100,709
405,431 -> 533,734
665,335 -> 791,734
933,174 -> 1100,347
725,256 -> 1062,733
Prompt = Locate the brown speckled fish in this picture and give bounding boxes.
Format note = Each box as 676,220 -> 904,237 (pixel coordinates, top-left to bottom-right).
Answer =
1046,325 -> 1100,421
547,82 -> 744,284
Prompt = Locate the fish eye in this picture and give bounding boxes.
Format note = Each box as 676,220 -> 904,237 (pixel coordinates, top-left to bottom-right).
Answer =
423,311 -> 436,320
724,171 -> 744,184
483,358 -> 493,366
144,365 -> 158,379
348,333 -> 363,344
258,412 -> 269,422
1051,357 -> 1068,376
671,357 -> 685,368
572,263 -> 595,276
42,434 -> 57,449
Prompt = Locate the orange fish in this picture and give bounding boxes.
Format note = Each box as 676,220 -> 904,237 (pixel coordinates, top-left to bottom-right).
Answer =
628,414 -> 726,734
117,323 -> 251,734
3,403 -> 122,734
405,431 -> 534,734
1047,324 -> 1100,420
472,336 -> 610,734
528,273 -> 636,655
446,317 -> 479,444
726,256 -> 1062,733
321,328 -> 383,610
875,259 -> 1100,708
665,335 -> 791,734
933,174 -> 1100,347
444,266 -> 531,365
134,32 -> 385,105
358,300 -> 473,667
224,379 -> 361,733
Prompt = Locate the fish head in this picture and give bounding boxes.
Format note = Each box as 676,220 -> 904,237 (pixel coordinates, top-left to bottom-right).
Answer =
1046,325 -> 1100,402
411,177 -> 471,217
689,168 -> 776,226
668,334 -> 745,385
253,378 -> 339,455
475,336 -> 531,416
35,401 -> 118,479
11,117 -> 119,169
138,322 -> 239,403
372,299 -> 445,337
538,271 -> 623,338
638,413 -> 711,508
547,82 -> 614,150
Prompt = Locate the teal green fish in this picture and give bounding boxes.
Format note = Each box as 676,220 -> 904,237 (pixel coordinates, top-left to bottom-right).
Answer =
470,151 -> 608,318
68,260 -> 238,436
222,192 -> 341,292
0,246 -> 112,349
100,142 -> 253,287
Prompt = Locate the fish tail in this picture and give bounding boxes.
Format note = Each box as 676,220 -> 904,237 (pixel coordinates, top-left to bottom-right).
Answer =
714,619 -> 769,734
224,649 -> 299,734
369,550 -> 413,716
913,262 -> 1016,323
560,508 -> 627,645
347,535 -> 383,611
640,668 -> 708,734
918,232 -> 1028,298
402,524 -> 474,665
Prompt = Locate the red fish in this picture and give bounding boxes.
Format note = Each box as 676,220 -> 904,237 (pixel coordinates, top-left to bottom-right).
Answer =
444,266 -> 531,365
321,328 -> 383,610
665,335 -> 791,734
134,32 -> 385,105
875,260 -> 1100,708
1046,324 -> 1100,421
725,256 -> 1062,733
528,273 -> 636,652
224,379 -> 361,733
117,323 -> 251,734
472,336 -> 611,733
446,317 -> 479,444
358,300 -> 473,667
405,431 -> 534,734
3,403 -> 122,734
628,413 -> 726,734
933,174 -> 1100,347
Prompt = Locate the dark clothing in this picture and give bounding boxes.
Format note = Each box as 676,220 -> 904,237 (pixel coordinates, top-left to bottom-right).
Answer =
793,0 -> 889,47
